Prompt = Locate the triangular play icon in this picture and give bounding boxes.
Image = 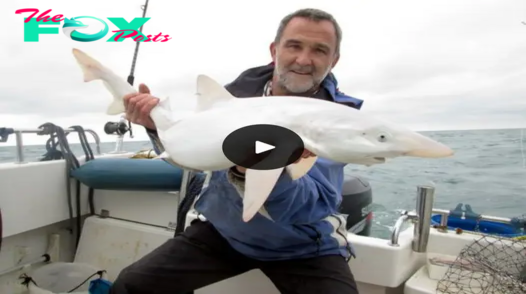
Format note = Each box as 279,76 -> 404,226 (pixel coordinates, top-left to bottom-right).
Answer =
255,141 -> 275,154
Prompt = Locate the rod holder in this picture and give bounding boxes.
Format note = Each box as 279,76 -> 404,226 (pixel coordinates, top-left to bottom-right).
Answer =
412,185 -> 435,252
389,184 -> 436,250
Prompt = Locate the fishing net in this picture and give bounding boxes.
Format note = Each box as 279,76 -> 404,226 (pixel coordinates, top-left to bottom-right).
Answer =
435,233 -> 526,294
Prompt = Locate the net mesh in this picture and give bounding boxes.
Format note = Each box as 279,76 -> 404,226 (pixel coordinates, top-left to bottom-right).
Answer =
435,234 -> 526,294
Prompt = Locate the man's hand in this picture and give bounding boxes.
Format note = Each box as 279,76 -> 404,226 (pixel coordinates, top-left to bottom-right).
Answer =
235,149 -> 316,174
123,83 -> 159,130
294,149 -> 316,164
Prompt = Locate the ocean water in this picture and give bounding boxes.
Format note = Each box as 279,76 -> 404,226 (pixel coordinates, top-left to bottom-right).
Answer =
1,128 -> 525,239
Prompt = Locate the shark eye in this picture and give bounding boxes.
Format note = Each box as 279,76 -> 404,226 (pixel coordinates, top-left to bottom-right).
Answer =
377,132 -> 389,142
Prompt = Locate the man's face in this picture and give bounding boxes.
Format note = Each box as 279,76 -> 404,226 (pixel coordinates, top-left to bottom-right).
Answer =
271,17 -> 340,94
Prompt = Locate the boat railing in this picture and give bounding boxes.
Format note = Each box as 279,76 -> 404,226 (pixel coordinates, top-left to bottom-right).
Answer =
389,185 -> 515,251
0,127 -> 101,164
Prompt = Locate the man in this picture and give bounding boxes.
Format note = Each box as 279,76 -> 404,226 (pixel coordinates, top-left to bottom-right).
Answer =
111,8 -> 364,294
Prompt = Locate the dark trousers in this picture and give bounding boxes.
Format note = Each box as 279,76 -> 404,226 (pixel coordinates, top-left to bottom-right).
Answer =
110,220 -> 359,294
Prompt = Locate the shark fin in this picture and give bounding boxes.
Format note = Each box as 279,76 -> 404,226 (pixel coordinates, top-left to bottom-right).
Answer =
72,48 -> 105,82
242,167 -> 284,222
285,156 -> 318,180
195,74 -> 235,112
149,96 -> 177,131
158,96 -> 172,112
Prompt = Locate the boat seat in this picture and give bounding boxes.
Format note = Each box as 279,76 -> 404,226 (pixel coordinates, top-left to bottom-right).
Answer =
71,158 -> 185,191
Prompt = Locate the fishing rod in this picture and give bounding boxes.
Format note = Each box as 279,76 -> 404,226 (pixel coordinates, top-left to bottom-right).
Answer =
114,0 -> 150,139
127,0 -> 149,87
123,5 -> 199,294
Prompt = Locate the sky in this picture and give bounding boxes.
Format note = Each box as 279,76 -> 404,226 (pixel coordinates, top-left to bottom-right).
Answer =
1,0 -> 526,146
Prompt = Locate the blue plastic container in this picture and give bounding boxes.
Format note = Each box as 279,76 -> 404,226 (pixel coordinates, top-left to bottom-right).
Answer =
431,214 -> 525,238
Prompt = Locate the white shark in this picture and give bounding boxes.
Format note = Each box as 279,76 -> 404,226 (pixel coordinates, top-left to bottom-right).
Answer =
71,48 -> 454,223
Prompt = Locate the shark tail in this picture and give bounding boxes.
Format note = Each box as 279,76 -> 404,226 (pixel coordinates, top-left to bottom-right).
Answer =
72,48 -> 105,82
72,48 -> 130,115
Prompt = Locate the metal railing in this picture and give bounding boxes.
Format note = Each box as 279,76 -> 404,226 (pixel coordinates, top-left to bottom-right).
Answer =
389,185 -> 516,252
5,128 -> 101,164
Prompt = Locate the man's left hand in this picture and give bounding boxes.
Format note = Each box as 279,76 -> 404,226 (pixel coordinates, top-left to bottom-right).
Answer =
235,149 -> 316,174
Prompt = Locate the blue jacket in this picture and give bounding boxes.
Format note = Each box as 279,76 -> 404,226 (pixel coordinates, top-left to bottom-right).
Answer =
147,64 -> 364,261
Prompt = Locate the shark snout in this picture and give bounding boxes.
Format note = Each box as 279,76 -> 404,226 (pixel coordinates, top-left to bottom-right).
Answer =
401,132 -> 454,158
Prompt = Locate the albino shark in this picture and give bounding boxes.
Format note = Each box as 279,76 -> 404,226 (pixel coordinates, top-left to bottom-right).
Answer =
71,48 -> 454,222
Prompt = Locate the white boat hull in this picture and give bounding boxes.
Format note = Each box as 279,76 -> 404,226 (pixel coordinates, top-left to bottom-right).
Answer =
0,153 -> 522,294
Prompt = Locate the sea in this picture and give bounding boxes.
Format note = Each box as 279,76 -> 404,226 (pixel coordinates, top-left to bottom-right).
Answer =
1,128 -> 525,239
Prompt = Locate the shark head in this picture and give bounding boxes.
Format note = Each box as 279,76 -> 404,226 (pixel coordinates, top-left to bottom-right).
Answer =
335,117 -> 454,165
63,17 -> 88,29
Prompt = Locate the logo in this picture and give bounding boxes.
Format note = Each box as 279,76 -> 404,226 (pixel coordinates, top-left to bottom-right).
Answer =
15,8 -> 171,42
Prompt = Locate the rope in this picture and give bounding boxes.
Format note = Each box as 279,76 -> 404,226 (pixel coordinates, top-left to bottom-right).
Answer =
19,270 -> 107,293
68,126 -> 96,247
67,270 -> 106,292
37,123 -> 95,249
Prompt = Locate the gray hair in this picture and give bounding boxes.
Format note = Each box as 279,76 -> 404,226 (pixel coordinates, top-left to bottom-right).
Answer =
274,8 -> 342,55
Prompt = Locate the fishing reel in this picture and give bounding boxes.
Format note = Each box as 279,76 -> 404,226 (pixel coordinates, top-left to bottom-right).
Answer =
104,115 -> 133,138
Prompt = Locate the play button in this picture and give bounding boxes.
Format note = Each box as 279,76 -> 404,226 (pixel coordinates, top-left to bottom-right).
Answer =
222,124 -> 305,170
255,141 -> 275,154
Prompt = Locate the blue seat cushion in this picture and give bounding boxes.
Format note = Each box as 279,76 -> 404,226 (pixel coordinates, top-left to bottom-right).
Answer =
71,158 -> 184,191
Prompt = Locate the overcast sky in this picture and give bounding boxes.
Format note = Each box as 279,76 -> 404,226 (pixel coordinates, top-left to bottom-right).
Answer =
1,0 -> 526,146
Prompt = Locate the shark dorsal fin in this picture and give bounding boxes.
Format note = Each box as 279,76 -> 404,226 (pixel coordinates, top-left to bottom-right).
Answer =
195,74 -> 235,112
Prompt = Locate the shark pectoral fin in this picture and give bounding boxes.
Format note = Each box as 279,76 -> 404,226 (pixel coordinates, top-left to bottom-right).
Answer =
159,96 -> 172,112
195,74 -> 235,112
150,96 -> 177,131
242,167 -> 284,222
285,155 -> 318,180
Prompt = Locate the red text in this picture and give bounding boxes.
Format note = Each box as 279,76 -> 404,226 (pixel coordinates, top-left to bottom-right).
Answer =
15,8 -> 64,23
111,30 -> 171,42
